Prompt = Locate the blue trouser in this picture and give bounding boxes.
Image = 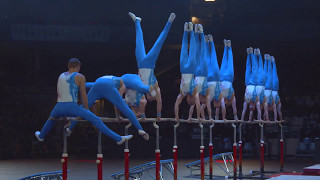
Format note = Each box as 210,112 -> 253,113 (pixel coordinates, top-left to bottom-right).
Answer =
220,46 -> 234,82
272,60 -> 279,91
69,78 -> 143,132
135,20 -> 172,69
245,53 -> 252,86
196,33 -> 208,77
121,74 -> 150,94
249,53 -> 258,85
257,54 -> 266,86
208,40 -> 220,82
180,31 -> 197,74
265,59 -> 273,90
39,102 -> 122,142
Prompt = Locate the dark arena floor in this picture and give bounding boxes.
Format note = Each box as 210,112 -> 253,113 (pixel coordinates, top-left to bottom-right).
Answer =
1,157 -> 319,179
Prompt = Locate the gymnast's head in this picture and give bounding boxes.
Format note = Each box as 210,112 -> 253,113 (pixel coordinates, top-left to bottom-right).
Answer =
68,58 -> 81,72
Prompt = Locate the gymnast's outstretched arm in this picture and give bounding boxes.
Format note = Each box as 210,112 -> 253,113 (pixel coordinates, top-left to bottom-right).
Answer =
174,93 -> 185,120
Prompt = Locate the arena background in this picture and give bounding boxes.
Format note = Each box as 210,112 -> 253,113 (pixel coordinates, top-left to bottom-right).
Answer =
0,0 -> 319,160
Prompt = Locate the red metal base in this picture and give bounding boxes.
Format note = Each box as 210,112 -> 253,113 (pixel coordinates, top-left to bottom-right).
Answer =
233,144 -> 237,180
260,141 -> 265,175
155,150 -> 161,180
173,146 -> 178,180
124,149 -> 129,180
61,153 -> 68,180
280,139 -> 284,171
96,154 -> 103,180
209,144 -> 213,179
200,146 -> 205,180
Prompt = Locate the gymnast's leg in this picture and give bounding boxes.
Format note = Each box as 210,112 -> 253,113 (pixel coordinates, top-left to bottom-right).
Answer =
35,103 -> 64,141
144,13 -> 175,65
128,12 -> 146,65
72,104 -> 131,144
68,86 -> 102,131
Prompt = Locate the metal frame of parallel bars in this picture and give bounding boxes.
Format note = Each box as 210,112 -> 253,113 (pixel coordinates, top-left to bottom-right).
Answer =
53,102 -> 284,180
237,122 -> 285,179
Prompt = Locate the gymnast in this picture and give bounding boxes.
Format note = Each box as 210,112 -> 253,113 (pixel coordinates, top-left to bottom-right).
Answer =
204,34 -> 223,120
264,54 -> 277,121
256,48 -> 268,120
67,75 -> 149,140
128,12 -> 176,120
174,22 -> 201,121
271,56 -> 283,121
240,47 -> 261,121
189,26 -> 212,120
220,39 -> 238,120
35,58 -> 132,145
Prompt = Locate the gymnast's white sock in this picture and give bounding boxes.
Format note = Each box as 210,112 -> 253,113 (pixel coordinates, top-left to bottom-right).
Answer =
195,24 -> 199,33
35,131 -> 44,142
184,22 -> 189,31
208,34 -> 213,42
168,13 -> 176,23
198,24 -> 203,33
256,48 -> 260,55
188,22 -> 193,31
117,135 -> 133,145
223,39 -> 227,47
128,12 -> 141,22
227,40 -> 231,47
249,47 -> 253,54
138,130 -> 150,141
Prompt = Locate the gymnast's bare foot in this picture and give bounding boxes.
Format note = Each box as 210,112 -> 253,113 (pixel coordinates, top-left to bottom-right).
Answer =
128,12 -> 141,22
168,13 -> 176,23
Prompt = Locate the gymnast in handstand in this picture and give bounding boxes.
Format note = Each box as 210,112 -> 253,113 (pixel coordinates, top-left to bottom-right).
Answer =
271,56 -> 283,121
128,12 -> 176,120
264,54 -> 277,121
220,40 -> 238,120
35,58 -> 132,145
240,47 -> 261,121
206,34 -> 223,120
174,22 -> 201,121
67,75 -> 149,140
256,49 -> 268,120
189,25 -> 212,120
